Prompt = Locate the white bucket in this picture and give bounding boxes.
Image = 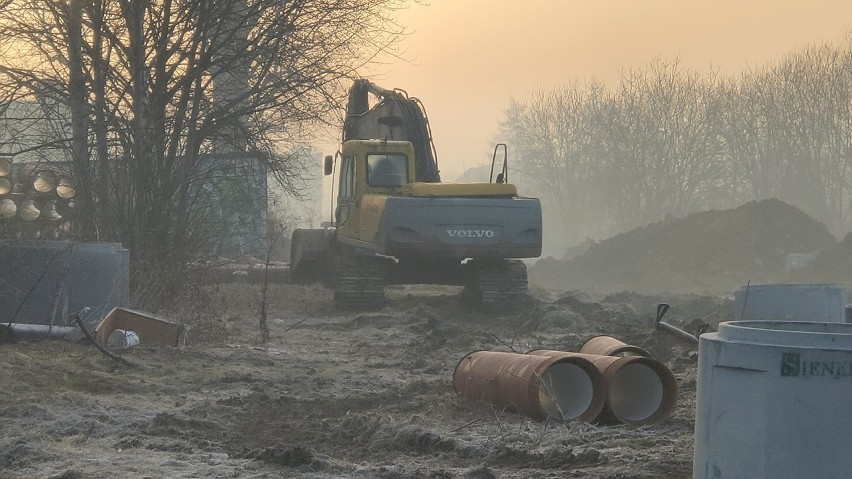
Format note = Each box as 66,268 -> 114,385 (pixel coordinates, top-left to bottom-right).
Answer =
106,329 -> 140,349
693,320 -> 852,478
733,283 -> 847,323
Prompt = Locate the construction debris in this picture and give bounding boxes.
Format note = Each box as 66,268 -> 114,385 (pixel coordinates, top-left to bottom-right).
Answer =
95,308 -> 182,347
73,309 -> 133,366
653,303 -> 702,345
2,323 -> 81,341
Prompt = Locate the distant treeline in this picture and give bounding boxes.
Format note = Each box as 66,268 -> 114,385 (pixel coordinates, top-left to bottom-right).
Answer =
505,38 -> 852,252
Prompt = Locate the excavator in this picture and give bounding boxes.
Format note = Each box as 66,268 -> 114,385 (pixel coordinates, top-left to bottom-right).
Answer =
289,79 -> 542,310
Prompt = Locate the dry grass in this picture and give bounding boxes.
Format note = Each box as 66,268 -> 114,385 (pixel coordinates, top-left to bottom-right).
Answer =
0,283 -> 704,478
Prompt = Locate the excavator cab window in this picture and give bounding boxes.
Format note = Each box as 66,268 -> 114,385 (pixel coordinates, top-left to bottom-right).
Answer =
367,154 -> 408,187
336,155 -> 355,224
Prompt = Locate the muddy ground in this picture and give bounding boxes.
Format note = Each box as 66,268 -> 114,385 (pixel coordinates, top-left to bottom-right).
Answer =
0,282 -> 733,479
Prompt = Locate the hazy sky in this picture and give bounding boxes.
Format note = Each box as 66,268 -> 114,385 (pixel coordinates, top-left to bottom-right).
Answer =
355,0 -> 852,180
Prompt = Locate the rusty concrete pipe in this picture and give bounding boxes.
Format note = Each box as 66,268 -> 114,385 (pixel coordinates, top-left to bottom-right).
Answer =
0,198 -> 15,219
579,335 -> 651,357
18,199 -> 41,221
55,198 -> 76,217
56,176 -> 76,199
40,200 -> 62,221
453,351 -> 606,422
32,169 -> 57,193
0,156 -> 10,177
530,350 -> 677,426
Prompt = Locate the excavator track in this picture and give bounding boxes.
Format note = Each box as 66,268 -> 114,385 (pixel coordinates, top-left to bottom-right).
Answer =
462,259 -> 528,311
332,250 -> 387,310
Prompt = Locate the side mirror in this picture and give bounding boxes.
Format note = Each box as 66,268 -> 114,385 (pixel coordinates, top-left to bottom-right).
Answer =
323,155 -> 334,176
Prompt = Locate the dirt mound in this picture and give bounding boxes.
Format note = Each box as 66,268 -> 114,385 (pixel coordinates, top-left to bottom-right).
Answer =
531,199 -> 837,294
793,231 -> 852,287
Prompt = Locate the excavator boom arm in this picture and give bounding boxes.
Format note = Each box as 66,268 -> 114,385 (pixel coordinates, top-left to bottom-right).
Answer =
343,79 -> 441,183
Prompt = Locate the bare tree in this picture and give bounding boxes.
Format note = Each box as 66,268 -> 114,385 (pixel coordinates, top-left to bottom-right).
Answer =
605,59 -> 723,226
0,0 -> 410,305
505,81 -> 611,246
770,43 -> 852,236
720,40 -> 852,237
507,59 -> 725,246
506,42 -> 852,249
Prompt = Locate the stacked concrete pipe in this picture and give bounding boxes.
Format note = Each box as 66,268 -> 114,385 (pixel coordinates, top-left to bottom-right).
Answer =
0,159 -> 77,240
0,157 -> 13,219
453,350 -> 607,422
590,335 -> 676,425
530,350 -> 677,426
531,335 -> 679,426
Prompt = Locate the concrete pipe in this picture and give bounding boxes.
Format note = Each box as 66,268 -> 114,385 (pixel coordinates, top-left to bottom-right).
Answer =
55,198 -> 76,217
18,199 -> 41,221
453,350 -> 606,422
0,156 -> 10,177
0,198 -> 16,219
734,283 -> 847,323
55,221 -> 72,236
32,169 -> 57,193
694,321 -> 852,478
0,177 -> 10,195
43,221 -> 73,239
41,200 -> 62,221
579,335 -> 651,357
530,350 -> 677,426
56,177 -> 76,199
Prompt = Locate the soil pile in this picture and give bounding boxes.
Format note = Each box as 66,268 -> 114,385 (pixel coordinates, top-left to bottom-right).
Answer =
530,199 -> 837,295
793,231 -> 852,286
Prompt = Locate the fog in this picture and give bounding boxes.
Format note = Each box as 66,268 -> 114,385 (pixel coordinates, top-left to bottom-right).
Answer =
361,1 -> 852,257
375,1 -> 852,180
